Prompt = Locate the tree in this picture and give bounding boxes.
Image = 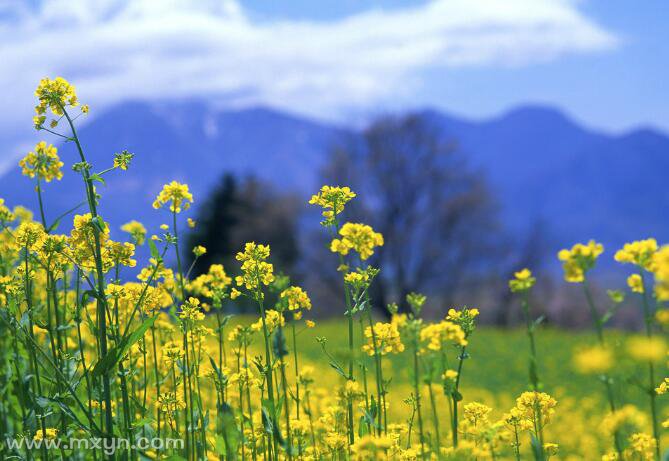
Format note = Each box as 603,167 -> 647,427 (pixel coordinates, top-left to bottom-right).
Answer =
186,174 -> 300,290
319,113 -> 502,315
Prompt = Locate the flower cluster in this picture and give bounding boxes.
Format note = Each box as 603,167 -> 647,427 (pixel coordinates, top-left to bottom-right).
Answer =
279,285 -> 312,311
557,240 -> 604,283
152,181 -> 193,213
614,238 -> 657,270
509,268 -> 536,293
362,322 -> 404,356
33,76 -> 80,128
309,185 -> 356,226
234,242 -> 275,293
19,141 -> 64,182
420,320 -> 467,351
330,222 -> 384,260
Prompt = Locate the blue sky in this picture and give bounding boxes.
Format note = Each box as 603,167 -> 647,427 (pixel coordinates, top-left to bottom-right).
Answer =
0,0 -> 666,142
241,0 -> 667,133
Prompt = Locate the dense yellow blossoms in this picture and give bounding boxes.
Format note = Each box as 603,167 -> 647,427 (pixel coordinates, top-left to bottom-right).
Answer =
152,180 -> 193,213
280,285 -> 312,311
420,320 -> 467,350
615,238 -> 657,270
558,240 -> 604,283
33,76 -> 80,128
309,185 -> 356,226
514,391 -> 557,426
19,141 -> 63,182
234,242 -> 275,292
251,309 -> 284,333
121,220 -> 147,245
651,245 -> 669,301
33,428 -> 59,441
330,222 -> 384,260
627,337 -> 667,362
362,322 -> 404,356
4,77 -> 669,461
573,345 -> 613,374
178,297 -> 205,322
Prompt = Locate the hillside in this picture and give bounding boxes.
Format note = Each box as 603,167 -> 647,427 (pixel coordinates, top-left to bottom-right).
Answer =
0,101 -> 667,261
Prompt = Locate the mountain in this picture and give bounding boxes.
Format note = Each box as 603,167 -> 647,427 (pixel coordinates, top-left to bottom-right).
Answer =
0,100 -> 667,264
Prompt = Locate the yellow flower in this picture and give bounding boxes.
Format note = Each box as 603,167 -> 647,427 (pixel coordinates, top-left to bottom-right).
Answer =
19,141 -> 63,182
463,402 -> 491,426
251,310 -> 284,333
627,274 -> 644,293
362,322 -> 404,356
187,218 -> 196,228
33,428 -> 58,441
651,246 -> 669,301
601,405 -> 647,436
573,345 -> 613,374
350,434 -> 394,460
305,319 -> 316,328
419,321 -> 467,351
153,181 -> 193,213
655,378 -> 669,395
0,198 -> 15,223
192,245 -> 207,257
557,240 -> 603,283
615,238 -> 657,270
280,286 -> 312,311
179,297 -> 205,322
627,337 -> 666,362
120,220 -> 147,245
509,268 -> 536,292
156,392 -> 186,414
543,443 -> 559,457
34,77 -> 79,128
113,150 -> 134,170
235,242 -> 275,291
15,221 -> 46,250
446,307 -> 479,337
655,309 -> 669,327
330,222 -> 384,260
514,391 -> 557,426
309,185 -> 356,226
625,433 -> 656,460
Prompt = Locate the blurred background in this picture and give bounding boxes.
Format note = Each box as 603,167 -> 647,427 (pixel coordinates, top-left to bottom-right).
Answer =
0,0 -> 667,326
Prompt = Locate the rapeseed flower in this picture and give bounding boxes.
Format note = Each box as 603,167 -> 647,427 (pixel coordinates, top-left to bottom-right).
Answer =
330,222 -> 384,260
557,240 -> 603,283
152,181 -> 193,213
19,141 -> 63,182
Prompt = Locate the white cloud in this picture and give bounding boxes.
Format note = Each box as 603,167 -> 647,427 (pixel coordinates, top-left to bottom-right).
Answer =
0,0 -> 617,171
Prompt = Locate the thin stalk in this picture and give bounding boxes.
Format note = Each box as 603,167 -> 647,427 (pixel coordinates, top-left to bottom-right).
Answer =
582,282 -> 624,457
639,271 -> 660,457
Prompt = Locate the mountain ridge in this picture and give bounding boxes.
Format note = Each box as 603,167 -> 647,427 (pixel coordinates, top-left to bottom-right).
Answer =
0,100 -> 667,264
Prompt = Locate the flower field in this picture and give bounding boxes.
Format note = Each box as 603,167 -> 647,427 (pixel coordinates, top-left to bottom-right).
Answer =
0,77 -> 668,460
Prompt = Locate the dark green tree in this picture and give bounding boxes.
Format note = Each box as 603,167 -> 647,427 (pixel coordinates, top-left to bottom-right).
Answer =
187,173 -> 300,286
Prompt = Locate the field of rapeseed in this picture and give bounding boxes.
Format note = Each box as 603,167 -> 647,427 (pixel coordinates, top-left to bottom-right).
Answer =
0,77 -> 667,460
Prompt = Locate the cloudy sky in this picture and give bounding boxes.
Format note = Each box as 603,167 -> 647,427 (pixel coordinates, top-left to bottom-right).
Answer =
0,0 -> 666,146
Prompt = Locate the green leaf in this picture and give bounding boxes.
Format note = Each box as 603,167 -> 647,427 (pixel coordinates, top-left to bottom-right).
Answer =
217,402 -> 239,460
91,315 -> 157,378
90,173 -> 106,185
272,327 -> 288,358
148,239 -> 160,260
46,217 -> 62,233
530,433 -> 545,461
329,361 -> 348,379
